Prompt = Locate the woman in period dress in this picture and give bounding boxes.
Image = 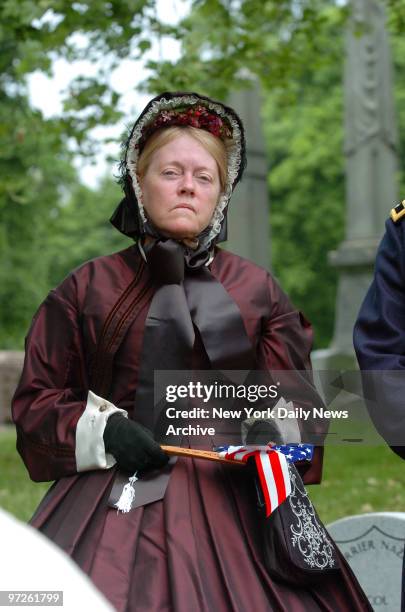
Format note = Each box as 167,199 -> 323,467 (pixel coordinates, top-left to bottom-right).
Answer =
12,92 -> 370,611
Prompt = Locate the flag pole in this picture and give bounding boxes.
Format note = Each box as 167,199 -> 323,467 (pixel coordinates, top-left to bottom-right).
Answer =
160,445 -> 242,465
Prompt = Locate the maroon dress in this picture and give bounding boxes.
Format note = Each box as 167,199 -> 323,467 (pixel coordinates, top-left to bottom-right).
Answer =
12,246 -> 370,611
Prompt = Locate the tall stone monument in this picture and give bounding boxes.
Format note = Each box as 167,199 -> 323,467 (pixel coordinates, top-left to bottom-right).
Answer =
313,0 -> 398,369
224,86 -> 271,270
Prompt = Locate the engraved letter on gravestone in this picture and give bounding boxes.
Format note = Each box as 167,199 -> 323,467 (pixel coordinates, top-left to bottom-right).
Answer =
328,512 -> 405,611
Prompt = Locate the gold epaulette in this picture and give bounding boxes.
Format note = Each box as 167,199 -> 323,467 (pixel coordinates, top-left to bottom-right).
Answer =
390,200 -> 405,223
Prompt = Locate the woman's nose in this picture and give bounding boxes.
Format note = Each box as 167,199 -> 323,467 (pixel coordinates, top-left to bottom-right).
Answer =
178,173 -> 195,194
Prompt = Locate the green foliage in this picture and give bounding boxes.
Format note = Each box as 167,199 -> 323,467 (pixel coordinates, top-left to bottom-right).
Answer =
0,0 -> 158,145
46,178 -> 130,287
0,0 -> 134,347
0,93 -> 76,347
145,1 -> 347,103
387,0 -> 405,33
0,133 -> 128,348
264,33 -> 345,347
391,33 -> 405,196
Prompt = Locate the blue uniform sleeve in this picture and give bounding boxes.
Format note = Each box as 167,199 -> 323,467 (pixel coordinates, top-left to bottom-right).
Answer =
353,218 -> 405,458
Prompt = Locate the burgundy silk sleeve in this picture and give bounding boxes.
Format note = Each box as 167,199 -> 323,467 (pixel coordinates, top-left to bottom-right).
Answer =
12,287 -> 88,482
257,275 -> 326,484
257,275 -> 314,372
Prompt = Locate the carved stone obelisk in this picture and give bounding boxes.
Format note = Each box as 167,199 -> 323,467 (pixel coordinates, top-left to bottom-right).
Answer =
224,86 -> 271,270
313,0 -> 398,368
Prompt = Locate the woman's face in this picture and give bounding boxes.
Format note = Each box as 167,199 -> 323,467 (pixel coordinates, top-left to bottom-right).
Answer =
139,133 -> 222,239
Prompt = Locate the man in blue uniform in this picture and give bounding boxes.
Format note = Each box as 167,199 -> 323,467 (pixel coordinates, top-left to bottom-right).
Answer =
353,200 -> 405,611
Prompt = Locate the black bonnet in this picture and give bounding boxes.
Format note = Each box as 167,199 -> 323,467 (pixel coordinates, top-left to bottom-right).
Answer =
110,91 -> 247,249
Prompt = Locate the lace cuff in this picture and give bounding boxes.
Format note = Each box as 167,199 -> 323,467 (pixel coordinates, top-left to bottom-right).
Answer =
75,391 -> 128,472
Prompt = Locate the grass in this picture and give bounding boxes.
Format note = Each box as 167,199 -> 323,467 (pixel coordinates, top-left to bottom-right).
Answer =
308,443 -> 405,523
1,426 -> 404,524
0,427 -> 50,522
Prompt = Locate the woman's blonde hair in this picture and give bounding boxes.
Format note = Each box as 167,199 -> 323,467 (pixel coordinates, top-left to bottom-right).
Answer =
137,126 -> 230,191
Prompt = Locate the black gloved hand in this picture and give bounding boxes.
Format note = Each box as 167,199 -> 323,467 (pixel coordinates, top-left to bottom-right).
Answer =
103,413 -> 169,473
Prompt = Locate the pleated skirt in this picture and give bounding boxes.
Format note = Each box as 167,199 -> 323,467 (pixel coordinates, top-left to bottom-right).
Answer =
31,458 -> 371,612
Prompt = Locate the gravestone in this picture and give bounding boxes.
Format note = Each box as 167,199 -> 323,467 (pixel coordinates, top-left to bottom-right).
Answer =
328,512 -> 405,611
0,351 -> 24,423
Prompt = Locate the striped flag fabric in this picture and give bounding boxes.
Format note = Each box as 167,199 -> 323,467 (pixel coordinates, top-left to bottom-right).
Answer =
217,445 -> 295,517
215,443 -> 314,463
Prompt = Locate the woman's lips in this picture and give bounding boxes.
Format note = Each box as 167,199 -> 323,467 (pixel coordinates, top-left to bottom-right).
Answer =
173,203 -> 195,211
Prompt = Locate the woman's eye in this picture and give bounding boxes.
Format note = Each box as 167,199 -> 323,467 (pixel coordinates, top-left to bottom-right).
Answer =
162,169 -> 178,176
197,175 -> 212,183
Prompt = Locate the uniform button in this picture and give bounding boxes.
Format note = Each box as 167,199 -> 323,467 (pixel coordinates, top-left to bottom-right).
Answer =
99,403 -> 109,412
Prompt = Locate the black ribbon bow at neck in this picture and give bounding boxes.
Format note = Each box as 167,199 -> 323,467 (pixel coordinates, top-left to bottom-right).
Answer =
135,237 -> 256,434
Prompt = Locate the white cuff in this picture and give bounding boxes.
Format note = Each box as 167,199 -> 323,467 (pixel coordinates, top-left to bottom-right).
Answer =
75,390 -> 128,472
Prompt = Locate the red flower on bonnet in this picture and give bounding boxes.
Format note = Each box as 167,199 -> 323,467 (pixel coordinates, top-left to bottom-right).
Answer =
137,104 -> 232,150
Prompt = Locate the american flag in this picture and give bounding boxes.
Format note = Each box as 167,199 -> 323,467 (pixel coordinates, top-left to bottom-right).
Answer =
216,444 -> 314,517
